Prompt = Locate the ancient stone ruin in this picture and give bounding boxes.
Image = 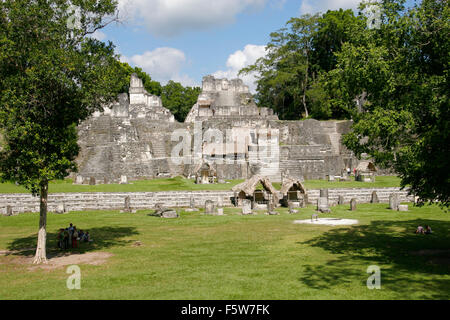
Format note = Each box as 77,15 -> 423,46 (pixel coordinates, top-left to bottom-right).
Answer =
74,74 -> 359,184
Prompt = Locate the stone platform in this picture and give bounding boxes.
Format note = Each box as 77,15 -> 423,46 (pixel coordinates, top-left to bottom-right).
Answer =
0,187 -> 413,215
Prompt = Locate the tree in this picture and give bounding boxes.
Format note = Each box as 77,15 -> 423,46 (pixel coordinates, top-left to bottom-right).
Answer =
161,81 -> 201,122
0,0 -> 124,263
240,10 -> 363,120
118,62 -> 162,96
332,0 -> 449,206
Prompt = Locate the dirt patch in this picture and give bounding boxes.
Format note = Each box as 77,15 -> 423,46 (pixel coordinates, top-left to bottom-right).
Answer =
0,250 -> 113,271
28,252 -> 113,271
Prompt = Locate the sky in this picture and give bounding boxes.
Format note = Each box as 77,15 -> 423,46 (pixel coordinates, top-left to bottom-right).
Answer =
96,0 -> 419,91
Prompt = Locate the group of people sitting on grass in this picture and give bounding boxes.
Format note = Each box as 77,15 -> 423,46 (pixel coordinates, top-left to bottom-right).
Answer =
415,225 -> 432,235
57,223 -> 92,250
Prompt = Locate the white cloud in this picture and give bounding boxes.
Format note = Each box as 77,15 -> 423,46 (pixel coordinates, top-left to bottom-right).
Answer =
299,0 -> 361,15
213,44 -> 267,93
90,30 -> 107,41
122,47 -> 198,87
118,0 -> 268,37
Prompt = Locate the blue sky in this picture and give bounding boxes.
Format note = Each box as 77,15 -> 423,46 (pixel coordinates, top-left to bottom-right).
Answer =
96,0 -> 419,90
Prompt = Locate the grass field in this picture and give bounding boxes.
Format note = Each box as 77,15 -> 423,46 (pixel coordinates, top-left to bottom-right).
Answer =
0,203 -> 448,300
0,176 -> 402,194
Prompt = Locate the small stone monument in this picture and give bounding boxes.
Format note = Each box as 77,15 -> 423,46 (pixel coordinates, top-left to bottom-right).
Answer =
398,204 -> 409,212
267,201 -> 278,215
350,198 -> 357,211
75,175 -> 84,184
55,203 -> 66,214
89,177 -> 96,186
5,206 -> 13,216
371,191 -> 379,204
162,210 -> 179,219
153,205 -> 179,218
311,214 -> 319,222
328,175 -> 335,182
186,197 -> 199,212
217,196 -> 223,208
288,201 -> 298,214
204,200 -> 216,215
120,175 -> 128,185
121,196 -> 134,213
317,197 -> 331,213
338,195 -> 345,205
242,199 -> 252,215
389,194 -> 399,210
216,196 -> 224,215
320,189 -> 329,199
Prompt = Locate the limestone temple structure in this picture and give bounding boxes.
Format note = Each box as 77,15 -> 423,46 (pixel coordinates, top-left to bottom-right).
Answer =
74,74 -> 358,184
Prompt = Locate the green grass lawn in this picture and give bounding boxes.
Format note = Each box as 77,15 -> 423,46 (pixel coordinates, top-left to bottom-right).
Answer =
0,203 -> 448,300
0,176 -> 402,194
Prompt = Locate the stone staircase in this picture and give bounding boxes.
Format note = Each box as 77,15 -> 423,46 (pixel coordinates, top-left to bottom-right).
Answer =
151,137 -> 168,159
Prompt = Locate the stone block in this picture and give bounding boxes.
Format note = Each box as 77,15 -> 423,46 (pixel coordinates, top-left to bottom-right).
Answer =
317,197 -> 330,213
389,194 -> 399,210
288,201 -> 298,214
398,205 -> 409,212
162,210 -> 179,219
371,191 -> 379,204
204,200 -> 216,215
242,199 -> 252,215
55,203 -> 66,214
75,175 -> 84,184
338,195 -> 345,205
350,198 -> 357,211
5,205 -> 13,216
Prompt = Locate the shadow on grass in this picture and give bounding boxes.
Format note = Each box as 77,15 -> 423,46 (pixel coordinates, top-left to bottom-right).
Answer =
6,226 -> 139,258
298,219 -> 450,299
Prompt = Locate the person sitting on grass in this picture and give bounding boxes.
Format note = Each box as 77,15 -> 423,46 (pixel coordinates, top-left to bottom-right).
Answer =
57,229 -> 64,249
78,230 -> 84,241
425,225 -> 433,234
84,231 -> 93,243
72,227 -> 78,248
415,225 -> 425,234
63,228 -> 70,249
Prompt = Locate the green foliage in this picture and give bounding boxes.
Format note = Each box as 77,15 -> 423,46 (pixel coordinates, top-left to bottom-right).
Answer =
333,0 -> 449,205
161,81 -> 201,122
241,9 -> 363,120
118,62 -> 162,96
0,0 -> 123,195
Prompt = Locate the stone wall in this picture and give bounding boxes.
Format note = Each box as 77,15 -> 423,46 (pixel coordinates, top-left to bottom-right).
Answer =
0,188 -> 413,215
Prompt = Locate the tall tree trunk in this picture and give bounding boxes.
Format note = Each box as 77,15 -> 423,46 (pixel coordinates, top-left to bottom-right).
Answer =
33,181 -> 48,264
303,57 -> 310,118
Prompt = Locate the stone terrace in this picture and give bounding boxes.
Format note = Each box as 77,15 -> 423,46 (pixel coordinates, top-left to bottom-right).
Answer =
0,188 -> 413,215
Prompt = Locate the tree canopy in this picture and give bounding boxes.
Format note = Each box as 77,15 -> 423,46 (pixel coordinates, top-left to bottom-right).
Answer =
161,81 -> 201,122
336,0 -> 449,206
242,0 -> 449,206
241,9 -> 364,120
0,0 -> 124,263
